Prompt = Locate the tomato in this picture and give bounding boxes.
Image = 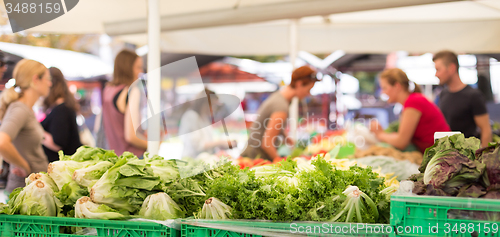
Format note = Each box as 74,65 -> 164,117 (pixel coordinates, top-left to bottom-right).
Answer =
238,158 -> 253,169
252,158 -> 265,166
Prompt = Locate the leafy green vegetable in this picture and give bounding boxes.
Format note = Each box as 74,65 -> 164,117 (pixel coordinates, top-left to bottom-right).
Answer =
198,197 -> 232,219
48,160 -> 95,206
203,156 -> 389,223
60,146 -> 118,163
56,181 -> 89,206
385,121 -> 399,133
144,153 -> 180,184
90,156 -> 160,213
75,196 -> 127,219
72,161 -> 114,191
164,158 -> 238,217
139,192 -> 183,220
423,149 -> 485,195
420,134 -> 480,173
48,160 -> 97,191
25,173 -> 58,192
456,184 -> 486,198
331,186 -> 379,223
7,180 -> 63,216
475,143 -> 500,189
290,147 -> 305,158
0,203 -> 8,214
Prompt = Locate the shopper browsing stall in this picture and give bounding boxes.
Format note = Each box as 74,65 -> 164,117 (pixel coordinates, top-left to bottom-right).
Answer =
241,66 -> 319,161
0,59 -> 52,193
433,50 -> 492,147
370,68 -> 450,154
41,67 -> 82,163
179,89 -> 237,158
102,49 -> 147,157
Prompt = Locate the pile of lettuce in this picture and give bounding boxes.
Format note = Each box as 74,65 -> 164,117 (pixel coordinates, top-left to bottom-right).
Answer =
0,145 -> 392,224
0,146 -> 236,221
409,134 -> 500,198
202,157 -> 391,223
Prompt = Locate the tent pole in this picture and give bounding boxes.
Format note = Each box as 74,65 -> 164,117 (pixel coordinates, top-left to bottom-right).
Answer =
289,19 -> 299,142
147,0 -> 161,155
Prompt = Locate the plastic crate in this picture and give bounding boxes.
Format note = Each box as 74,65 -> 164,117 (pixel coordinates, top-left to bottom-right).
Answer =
182,219 -> 393,237
391,195 -> 500,237
0,214 -> 179,237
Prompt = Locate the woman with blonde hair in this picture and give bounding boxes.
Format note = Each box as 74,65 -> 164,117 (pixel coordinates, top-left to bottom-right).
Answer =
0,59 -> 52,193
370,68 -> 450,153
101,49 -> 146,157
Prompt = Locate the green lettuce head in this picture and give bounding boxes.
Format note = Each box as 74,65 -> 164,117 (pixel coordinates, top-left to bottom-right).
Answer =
75,196 -> 127,219
139,192 -> 184,220
9,180 -> 63,216
25,173 -> 58,192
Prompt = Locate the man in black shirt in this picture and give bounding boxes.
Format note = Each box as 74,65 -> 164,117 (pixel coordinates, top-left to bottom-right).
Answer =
433,50 -> 491,147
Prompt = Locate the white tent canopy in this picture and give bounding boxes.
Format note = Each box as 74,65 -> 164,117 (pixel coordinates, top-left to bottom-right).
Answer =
4,0 -> 497,55
118,0 -> 500,55
0,42 -> 113,79
2,0 -> 485,55
0,0 -> 457,35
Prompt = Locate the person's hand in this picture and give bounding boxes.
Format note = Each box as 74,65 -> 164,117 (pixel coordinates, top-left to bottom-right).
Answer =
12,166 -> 30,178
226,140 -> 237,148
285,136 -> 295,146
369,120 -> 384,135
217,140 -> 237,148
43,132 -> 62,151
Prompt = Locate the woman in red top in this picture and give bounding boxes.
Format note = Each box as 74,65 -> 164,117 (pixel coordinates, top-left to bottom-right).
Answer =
370,68 -> 450,153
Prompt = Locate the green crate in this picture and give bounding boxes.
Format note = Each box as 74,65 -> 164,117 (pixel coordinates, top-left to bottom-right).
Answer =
0,214 -> 179,237
391,195 -> 500,237
182,219 -> 393,237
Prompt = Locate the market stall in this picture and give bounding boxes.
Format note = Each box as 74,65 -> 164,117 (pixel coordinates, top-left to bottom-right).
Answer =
1,0 -> 500,236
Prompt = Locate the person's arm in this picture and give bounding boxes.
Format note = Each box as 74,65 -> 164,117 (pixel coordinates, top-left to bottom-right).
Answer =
474,113 -> 492,147
42,132 -> 62,152
372,108 -> 421,150
124,86 -> 147,150
202,140 -> 237,150
0,132 -> 31,176
261,111 -> 287,160
179,111 -> 236,152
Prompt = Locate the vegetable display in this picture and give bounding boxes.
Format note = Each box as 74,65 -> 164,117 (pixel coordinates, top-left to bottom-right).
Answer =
354,146 -> 422,165
409,134 -> 500,199
0,145 -> 394,225
354,156 -> 420,181
203,157 -> 392,223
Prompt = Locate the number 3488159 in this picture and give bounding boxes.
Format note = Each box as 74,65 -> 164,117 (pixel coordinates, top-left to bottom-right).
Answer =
5,2 -> 62,14
444,223 -> 499,234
